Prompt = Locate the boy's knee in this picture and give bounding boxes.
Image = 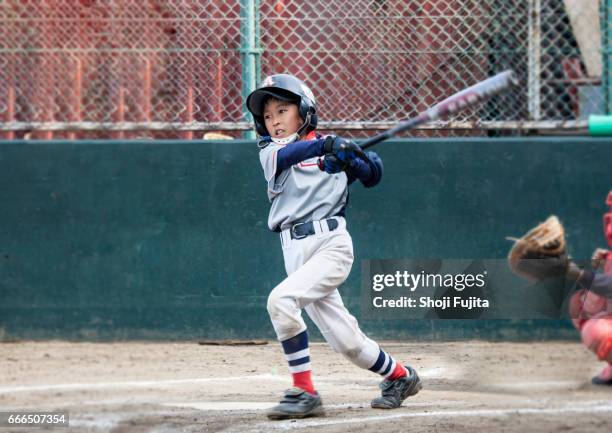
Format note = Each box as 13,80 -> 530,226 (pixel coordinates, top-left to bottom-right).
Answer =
267,289 -> 305,339
266,290 -> 282,318
267,289 -> 295,320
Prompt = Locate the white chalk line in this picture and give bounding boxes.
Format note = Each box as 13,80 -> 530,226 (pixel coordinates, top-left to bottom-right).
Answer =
0,374 -> 286,394
7,399 -> 611,432
0,367 -> 448,396
253,402 -> 612,431
20,401 -> 533,433
0,398 -> 462,413
162,400 -> 464,412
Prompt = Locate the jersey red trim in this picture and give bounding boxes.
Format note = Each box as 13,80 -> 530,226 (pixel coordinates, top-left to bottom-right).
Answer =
298,161 -> 319,167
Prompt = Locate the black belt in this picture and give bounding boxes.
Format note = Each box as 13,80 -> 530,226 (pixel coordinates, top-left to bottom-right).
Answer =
290,218 -> 339,240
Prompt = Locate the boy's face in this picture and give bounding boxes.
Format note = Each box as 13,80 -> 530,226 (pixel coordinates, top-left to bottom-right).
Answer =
263,98 -> 303,139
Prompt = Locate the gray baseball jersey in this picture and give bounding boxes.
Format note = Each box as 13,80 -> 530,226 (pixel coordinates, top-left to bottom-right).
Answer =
259,143 -> 348,231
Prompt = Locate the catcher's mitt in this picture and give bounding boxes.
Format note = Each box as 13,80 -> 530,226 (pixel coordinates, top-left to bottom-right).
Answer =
507,216 -> 570,282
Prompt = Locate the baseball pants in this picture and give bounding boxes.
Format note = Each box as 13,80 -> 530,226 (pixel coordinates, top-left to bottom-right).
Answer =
570,289 -> 612,363
266,216 -> 381,369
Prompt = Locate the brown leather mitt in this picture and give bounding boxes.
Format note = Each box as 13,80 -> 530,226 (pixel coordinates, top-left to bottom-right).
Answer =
507,216 -> 573,282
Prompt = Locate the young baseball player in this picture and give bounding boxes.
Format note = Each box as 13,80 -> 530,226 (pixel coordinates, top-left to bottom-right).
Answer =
568,191 -> 612,385
510,192 -> 612,386
246,74 -> 422,420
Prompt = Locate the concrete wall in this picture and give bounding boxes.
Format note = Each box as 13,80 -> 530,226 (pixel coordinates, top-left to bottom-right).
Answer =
1,138 -> 611,340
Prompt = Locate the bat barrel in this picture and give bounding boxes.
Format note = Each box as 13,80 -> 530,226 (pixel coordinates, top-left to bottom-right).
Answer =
469,70 -> 518,99
359,70 -> 517,150
430,70 -> 518,117
360,115 -> 427,150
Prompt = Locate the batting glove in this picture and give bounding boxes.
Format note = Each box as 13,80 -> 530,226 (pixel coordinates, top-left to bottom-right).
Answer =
323,135 -> 365,163
317,154 -> 347,174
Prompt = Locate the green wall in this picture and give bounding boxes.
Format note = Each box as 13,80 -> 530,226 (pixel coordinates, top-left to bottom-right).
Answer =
1,138 -> 611,341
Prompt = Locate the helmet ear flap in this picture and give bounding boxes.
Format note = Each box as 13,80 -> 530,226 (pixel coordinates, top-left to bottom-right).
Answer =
253,115 -> 268,137
298,101 -> 313,121
296,105 -> 317,136
309,109 -> 318,132
301,105 -> 317,134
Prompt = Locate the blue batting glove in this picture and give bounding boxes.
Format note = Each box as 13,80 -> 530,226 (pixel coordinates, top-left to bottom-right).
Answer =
318,154 -> 347,174
323,135 -> 363,163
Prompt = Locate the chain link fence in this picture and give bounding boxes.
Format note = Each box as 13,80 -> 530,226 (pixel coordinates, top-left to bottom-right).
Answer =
0,0 -> 607,139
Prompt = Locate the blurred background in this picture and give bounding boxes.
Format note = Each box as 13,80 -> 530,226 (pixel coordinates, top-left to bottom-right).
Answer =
0,0 -> 607,139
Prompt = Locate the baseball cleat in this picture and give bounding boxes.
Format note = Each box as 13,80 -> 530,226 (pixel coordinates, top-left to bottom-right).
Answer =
371,365 -> 422,409
266,387 -> 325,420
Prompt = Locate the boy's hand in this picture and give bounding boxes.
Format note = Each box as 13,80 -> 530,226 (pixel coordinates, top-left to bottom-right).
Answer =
323,135 -> 365,163
317,154 -> 347,174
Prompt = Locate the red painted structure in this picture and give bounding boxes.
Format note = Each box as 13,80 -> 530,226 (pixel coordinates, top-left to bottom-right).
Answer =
1,1 -> 489,139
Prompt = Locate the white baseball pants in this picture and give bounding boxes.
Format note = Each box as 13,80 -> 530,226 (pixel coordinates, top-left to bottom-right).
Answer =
266,217 -> 380,369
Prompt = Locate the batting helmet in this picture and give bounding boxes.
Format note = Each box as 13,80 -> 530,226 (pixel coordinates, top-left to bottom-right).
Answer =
246,74 -> 317,137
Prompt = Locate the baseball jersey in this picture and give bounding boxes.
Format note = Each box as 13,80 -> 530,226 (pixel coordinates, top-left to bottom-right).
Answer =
259,142 -> 348,231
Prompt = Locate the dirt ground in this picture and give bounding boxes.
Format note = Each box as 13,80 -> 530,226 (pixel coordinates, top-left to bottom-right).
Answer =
1,340 -> 611,433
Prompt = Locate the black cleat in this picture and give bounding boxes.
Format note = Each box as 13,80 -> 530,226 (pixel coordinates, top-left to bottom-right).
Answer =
592,375 -> 612,386
267,387 -> 325,420
371,365 -> 422,409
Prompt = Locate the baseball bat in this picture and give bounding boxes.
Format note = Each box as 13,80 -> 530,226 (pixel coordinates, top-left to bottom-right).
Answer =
359,70 -> 518,150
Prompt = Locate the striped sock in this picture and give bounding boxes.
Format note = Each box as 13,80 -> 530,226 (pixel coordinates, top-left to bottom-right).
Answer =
281,330 -> 315,394
368,349 -> 407,380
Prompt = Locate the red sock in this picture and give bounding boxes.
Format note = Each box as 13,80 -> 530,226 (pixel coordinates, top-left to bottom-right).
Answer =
292,370 -> 315,394
388,363 -> 408,381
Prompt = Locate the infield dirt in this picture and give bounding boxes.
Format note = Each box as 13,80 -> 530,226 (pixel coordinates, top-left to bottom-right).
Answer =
1,341 -> 611,432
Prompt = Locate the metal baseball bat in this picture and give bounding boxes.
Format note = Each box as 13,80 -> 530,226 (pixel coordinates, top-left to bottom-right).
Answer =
359,70 -> 519,150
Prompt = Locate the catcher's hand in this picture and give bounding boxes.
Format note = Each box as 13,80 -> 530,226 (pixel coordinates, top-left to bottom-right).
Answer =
507,216 -> 579,282
591,248 -> 610,271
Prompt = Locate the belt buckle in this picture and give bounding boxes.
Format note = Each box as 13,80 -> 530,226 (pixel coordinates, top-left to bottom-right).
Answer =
291,221 -> 308,239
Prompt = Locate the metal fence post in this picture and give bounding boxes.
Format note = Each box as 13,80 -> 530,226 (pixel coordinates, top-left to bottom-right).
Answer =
528,0 -> 542,120
240,0 -> 261,139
